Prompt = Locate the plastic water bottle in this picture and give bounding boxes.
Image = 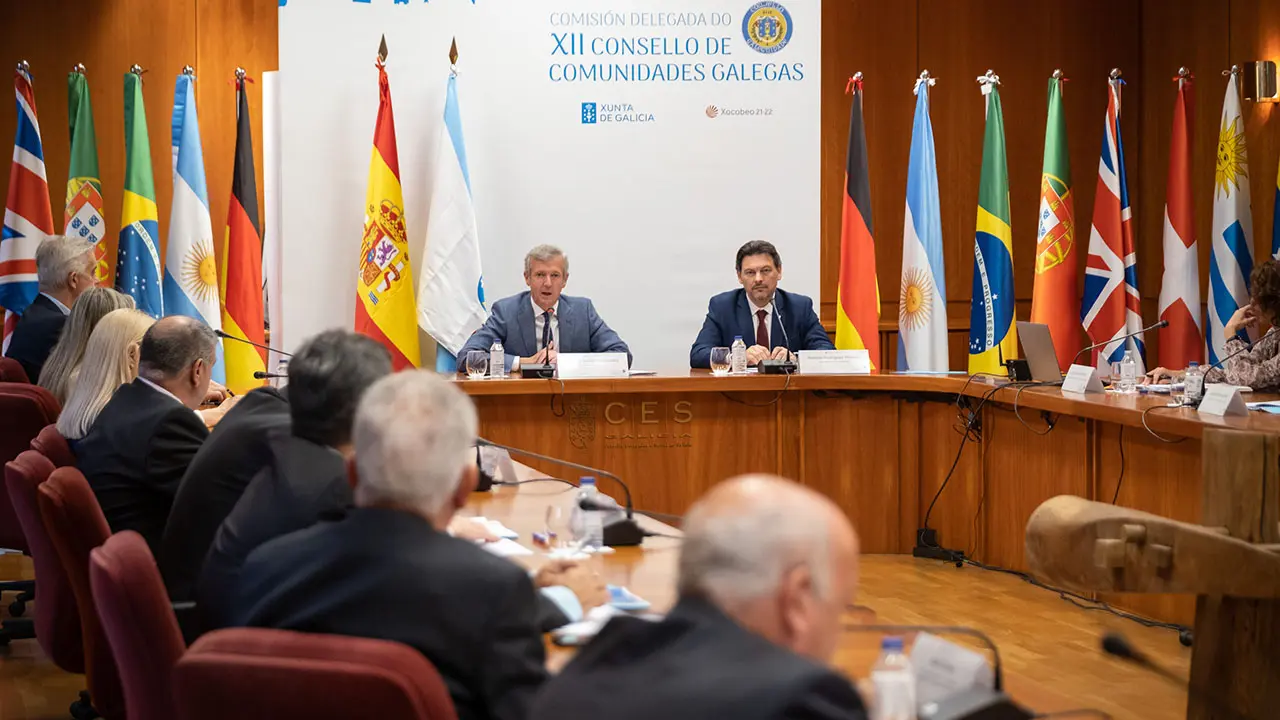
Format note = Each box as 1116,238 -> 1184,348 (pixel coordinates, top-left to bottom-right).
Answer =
1184,361 -> 1204,405
570,477 -> 605,550
1119,349 -> 1138,394
489,340 -> 505,379
730,336 -> 747,374
871,637 -> 917,720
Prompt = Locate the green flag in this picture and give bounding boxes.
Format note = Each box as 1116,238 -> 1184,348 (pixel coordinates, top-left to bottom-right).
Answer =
967,78 -> 1016,374
66,69 -> 107,283
116,71 -> 162,316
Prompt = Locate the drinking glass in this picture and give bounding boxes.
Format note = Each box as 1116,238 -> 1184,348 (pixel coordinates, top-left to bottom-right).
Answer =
709,347 -> 731,376
465,350 -> 489,380
1109,361 -> 1122,387
544,504 -> 571,551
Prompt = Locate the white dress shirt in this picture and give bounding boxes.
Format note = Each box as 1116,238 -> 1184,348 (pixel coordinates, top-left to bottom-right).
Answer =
748,297 -> 773,348
532,297 -> 560,352
41,292 -> 71,316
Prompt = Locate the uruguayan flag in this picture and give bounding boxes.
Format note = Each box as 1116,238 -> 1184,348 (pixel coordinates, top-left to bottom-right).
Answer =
163,73 -> 225,382
418,71 -> 487,373
1208,72 -> 1254,365
898,75 -> 948,371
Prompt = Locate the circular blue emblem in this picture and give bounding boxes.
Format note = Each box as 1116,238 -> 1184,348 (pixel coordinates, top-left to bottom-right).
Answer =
742,1 -> 794,55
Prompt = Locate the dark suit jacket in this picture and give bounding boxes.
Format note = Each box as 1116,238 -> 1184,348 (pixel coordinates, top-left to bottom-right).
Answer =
232,507 -> 549,720
160,387 -> 290,601
458,292 -> 631,369
530,595 -> 868,720
197,431 -> 349,630
690,288 -> 834,368
75,378 -> 209,553
4,294 -> 67,382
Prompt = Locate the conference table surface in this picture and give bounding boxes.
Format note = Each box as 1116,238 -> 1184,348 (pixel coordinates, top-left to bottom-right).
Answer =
465,461 -> 1190,720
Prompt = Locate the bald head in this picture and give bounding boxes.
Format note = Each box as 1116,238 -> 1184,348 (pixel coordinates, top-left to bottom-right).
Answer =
138,315 -> 218,409
678,474 -> 859,662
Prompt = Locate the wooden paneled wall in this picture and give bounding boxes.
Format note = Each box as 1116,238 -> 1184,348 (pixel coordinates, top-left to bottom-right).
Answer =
3,0 -> 1280,372
0,0 -> 276,280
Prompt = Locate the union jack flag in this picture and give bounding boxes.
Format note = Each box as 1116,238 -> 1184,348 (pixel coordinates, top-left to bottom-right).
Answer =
1081,74 -> 1144,373
0,63 -> 55,350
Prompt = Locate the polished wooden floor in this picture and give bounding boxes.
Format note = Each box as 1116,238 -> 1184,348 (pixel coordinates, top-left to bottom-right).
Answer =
0,548 -> 1190,720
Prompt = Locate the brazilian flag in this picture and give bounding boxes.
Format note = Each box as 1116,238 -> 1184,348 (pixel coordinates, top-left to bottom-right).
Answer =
115,71 -> 162,317
968,80 -> 1016,374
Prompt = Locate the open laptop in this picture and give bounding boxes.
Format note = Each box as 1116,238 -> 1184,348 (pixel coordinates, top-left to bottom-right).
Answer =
1016,321 -> 1065,383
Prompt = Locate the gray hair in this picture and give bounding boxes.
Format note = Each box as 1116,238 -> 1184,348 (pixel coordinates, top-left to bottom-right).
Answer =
36,235 -> 96,291
677,483 -> 832,605
137,316 -> 219,381
524,244 -> 569,275
352,371 -> 478,515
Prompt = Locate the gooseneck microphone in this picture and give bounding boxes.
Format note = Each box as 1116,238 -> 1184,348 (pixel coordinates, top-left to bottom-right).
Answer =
252,371 -> 288,380
1070,319 -> 1168,368
759,295 -> 797,374
1101,633 -> 1253,720
475,437 -> 647,546
215,328 -> 293,358
1204,326 -> 1271,374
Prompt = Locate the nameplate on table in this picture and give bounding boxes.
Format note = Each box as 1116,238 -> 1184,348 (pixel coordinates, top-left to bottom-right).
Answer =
556,353 -> 629,379
1197,384 -> 1248,417
1062,364 -> 1104,394
797,349 -> 871,375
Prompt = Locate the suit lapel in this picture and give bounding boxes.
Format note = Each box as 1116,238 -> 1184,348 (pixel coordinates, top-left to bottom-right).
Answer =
517,292 -> 538,356
736,291 -> 754,344
556,297 -> 576,352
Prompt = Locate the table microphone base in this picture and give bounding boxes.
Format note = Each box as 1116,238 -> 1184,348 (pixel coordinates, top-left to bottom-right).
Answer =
520,364 -> 556,379
759,359 -> 797,374
603,518 -> 645,547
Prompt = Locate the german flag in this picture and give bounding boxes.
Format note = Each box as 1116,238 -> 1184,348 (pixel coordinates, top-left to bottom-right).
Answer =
354,54 -> 420,369
834,74 -> 880,368
220,73 -> 266,394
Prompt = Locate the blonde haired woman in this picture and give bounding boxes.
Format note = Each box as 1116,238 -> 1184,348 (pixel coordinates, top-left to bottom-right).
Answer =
58,308 -> 155,442
38,287 -> 135,405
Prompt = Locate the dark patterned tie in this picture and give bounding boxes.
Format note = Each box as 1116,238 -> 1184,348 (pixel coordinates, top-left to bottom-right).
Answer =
756,309 -> 769,348
541,310 -> 553,351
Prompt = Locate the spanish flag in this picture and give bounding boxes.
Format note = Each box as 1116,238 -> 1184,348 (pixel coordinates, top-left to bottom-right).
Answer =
834,74 -> 880,368
355,57 -> 420,369
220,74 -> 266,394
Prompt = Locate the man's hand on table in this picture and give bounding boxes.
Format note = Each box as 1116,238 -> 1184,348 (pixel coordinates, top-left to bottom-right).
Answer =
535,559 -> 608,611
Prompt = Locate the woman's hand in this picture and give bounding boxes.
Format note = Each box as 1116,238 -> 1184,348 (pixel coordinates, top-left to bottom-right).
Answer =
1225,304 -> 1259,338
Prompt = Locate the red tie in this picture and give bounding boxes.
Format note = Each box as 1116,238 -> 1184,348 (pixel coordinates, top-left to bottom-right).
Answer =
756,309 -> 769,348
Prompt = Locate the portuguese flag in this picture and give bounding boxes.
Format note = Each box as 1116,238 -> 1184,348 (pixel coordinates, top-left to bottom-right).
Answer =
66,68 -> 107,284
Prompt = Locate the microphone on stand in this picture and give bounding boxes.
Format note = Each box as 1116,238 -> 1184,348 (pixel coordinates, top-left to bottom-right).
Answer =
1070,319 -> 1168,368
252,371 -> 288,380
214,328 -> 293,358
475,437 -> 647,546
1101,633 -> 1253,720
759,296 -> 797,374
1203,327 -> 1270,375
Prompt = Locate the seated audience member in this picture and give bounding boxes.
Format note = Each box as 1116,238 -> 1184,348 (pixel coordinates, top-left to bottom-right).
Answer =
38,287 -> 134,405
232,372 -> 563,720
690,240 -> 834,368
458,244 -> 631,371
57,308 -> 156,442
530,474 -> 868,720
160,381 -> 290,601
74,316 -> 220,552
5,235 -> 98,382
1147,259 -> 1280,392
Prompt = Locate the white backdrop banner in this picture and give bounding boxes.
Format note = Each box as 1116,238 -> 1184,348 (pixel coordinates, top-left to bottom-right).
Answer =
277,0 -> 821,369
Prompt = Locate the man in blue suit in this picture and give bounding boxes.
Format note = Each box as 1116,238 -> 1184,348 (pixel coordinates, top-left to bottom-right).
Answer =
459,244 -> 631,371
691,241 -> 833,368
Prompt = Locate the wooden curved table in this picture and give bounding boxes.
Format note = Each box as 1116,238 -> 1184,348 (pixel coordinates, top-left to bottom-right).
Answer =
460,370 -> 1280,626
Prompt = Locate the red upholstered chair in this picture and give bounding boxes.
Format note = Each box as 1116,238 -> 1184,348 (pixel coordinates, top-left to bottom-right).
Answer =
0,383 -> 58,632
0,357 -> 30,383
173,628 -> 458,720
90,531 -> 184,720
4,451 -> 83,669
39,467 -> 126,720
32,423 -> 75,468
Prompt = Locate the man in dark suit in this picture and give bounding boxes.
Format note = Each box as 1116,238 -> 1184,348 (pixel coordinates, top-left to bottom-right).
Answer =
458,244 -> 631,371
4,235 -> 98,381
691,240 -> 835,368
159,385 -> 290,601
231,373 -> 552,720
195,330 -> 392,624
75,316 -> 218,553
530,474 -> 867,720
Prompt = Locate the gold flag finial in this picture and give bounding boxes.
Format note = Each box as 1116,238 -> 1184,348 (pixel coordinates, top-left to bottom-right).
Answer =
378,34 -> 388,64
449,37 -> 459,66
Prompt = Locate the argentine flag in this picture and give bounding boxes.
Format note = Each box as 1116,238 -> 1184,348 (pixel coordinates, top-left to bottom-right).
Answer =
163,72 -> 225,382
898,74 -> 948,371
418,70 -> 487,373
